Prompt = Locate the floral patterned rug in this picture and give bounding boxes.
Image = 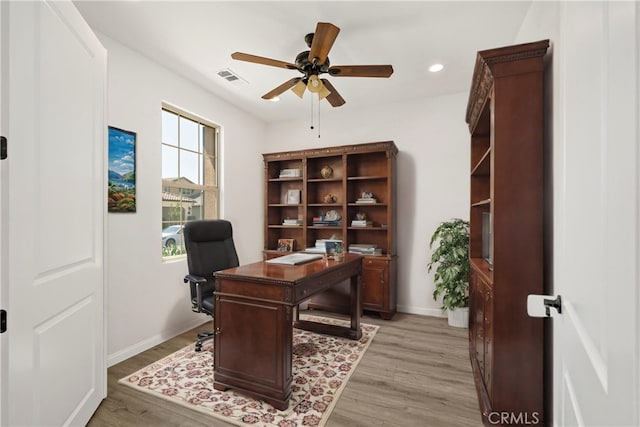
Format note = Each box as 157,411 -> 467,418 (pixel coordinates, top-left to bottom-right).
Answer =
119,315 -> 379,426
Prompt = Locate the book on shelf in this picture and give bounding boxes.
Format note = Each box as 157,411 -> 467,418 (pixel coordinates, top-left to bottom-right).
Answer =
351,220 -> 373,227
282,219 -> 303,226
312,216 -> 341,226
348,243 -> 381,255
349,243 -> 377,249
279,168 -> 301,178
355,198 -> 377,204
313,221 -> 342,226
348,246 -> 382,256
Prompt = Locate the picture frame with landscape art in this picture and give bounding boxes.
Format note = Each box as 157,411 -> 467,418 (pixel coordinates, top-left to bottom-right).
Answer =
108,126 -> 136,212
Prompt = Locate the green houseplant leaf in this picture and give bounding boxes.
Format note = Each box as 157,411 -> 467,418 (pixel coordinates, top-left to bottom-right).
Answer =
427,218 -> 470,311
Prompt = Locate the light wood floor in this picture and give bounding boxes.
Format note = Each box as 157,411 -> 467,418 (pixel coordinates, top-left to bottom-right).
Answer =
87,311 -> 482,427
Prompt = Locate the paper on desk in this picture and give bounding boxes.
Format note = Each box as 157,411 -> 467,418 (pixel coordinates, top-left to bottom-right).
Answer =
266,253 -> 324,265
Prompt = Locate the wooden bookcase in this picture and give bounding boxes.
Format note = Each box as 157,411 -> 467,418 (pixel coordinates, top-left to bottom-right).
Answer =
465,40 -> 549,425
262,141 -> 397,319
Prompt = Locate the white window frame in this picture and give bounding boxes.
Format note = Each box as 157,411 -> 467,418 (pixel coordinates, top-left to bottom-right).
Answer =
161,105 -> 219,258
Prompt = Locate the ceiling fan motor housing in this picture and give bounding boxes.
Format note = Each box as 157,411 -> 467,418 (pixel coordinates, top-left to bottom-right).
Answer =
295,50 -> 330,75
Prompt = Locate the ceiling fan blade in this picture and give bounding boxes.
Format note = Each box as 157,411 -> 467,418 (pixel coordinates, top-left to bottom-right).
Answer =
308,22 -> 340,65
328,65 -> 394,78
262,78 -> 302,100
231,52 -> 297,70
320,79 -> 345,107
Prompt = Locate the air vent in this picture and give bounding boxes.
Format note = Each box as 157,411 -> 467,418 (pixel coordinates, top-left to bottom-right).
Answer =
217,68 -> 247,85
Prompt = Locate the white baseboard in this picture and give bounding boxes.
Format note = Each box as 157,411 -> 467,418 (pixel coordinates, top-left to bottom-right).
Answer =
396,305 -> 446,318
107,318 -> 207,367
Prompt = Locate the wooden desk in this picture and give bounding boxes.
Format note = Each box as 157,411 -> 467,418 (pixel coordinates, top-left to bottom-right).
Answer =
212,253 -> 363,410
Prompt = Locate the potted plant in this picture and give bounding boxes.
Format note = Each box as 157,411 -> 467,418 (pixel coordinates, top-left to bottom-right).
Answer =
427,218 -> 470,327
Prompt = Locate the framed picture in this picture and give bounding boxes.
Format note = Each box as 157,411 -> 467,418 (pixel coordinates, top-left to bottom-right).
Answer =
277,238 -> 295,252
108,126 -> 136,213
324,240 -> 343,256
286,189 -> 301,204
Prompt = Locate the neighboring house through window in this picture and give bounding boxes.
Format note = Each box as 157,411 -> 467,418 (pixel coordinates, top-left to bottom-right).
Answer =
161,106 -> 219,257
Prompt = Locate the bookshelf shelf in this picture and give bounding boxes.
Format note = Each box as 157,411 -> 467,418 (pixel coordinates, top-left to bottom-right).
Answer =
347,175 -> 388,181
470,199 -> 491,207
268,178 -> 303,183
470,147 -> 491,176
307,178 -> 342,183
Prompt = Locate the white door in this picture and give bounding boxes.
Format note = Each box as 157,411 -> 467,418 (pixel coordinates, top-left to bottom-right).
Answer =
0,1 -> 106,425
553,1 -> 639,425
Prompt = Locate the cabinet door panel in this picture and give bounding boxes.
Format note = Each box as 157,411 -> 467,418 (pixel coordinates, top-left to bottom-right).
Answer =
362,258 -> 388,309
215,297 -> 288,389
483,283 -> 493,397
469,272 -> 482,364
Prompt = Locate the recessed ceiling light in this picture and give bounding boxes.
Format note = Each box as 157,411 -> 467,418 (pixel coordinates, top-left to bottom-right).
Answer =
269,97 -> 280,102
429,63 -> 444,73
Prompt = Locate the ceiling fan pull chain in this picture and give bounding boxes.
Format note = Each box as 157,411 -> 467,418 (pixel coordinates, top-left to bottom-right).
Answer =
317,100 -> 321,139
310,95 -> 314,130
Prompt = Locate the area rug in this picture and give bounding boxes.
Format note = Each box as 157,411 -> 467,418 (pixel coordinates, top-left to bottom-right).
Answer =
119,315 -> 379,426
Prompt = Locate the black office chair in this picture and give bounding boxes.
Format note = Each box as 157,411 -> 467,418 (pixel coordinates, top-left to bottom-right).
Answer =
183,220 -> 240,352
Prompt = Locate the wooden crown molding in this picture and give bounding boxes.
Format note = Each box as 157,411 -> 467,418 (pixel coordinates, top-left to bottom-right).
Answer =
465,39 -> 550,133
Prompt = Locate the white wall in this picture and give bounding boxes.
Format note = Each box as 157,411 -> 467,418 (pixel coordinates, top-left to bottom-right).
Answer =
265,94 -> 470,316
100,34 -> 266,365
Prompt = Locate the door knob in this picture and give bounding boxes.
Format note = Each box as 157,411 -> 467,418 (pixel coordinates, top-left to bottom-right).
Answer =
527,294 -> 562,318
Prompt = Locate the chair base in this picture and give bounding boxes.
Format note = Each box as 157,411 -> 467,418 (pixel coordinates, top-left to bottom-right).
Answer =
195,331 -> 214,352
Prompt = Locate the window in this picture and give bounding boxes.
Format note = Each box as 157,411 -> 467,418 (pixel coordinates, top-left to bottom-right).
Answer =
161,106 -> 219,257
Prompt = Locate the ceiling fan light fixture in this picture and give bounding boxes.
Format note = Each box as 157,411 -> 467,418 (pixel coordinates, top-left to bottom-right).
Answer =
317,84 -> 331,100
291,80 -> 306,98
307,75 -> 322,93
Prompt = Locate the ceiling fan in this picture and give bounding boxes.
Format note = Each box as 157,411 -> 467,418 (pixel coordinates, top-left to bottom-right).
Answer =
231,22 -> 394,107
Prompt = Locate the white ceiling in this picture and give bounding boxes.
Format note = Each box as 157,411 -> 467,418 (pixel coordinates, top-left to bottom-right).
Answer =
74,1 -> 533,123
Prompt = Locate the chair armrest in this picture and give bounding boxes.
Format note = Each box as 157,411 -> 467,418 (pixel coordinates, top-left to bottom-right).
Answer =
184,274 -> 207,285
184,274 -> 213,314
